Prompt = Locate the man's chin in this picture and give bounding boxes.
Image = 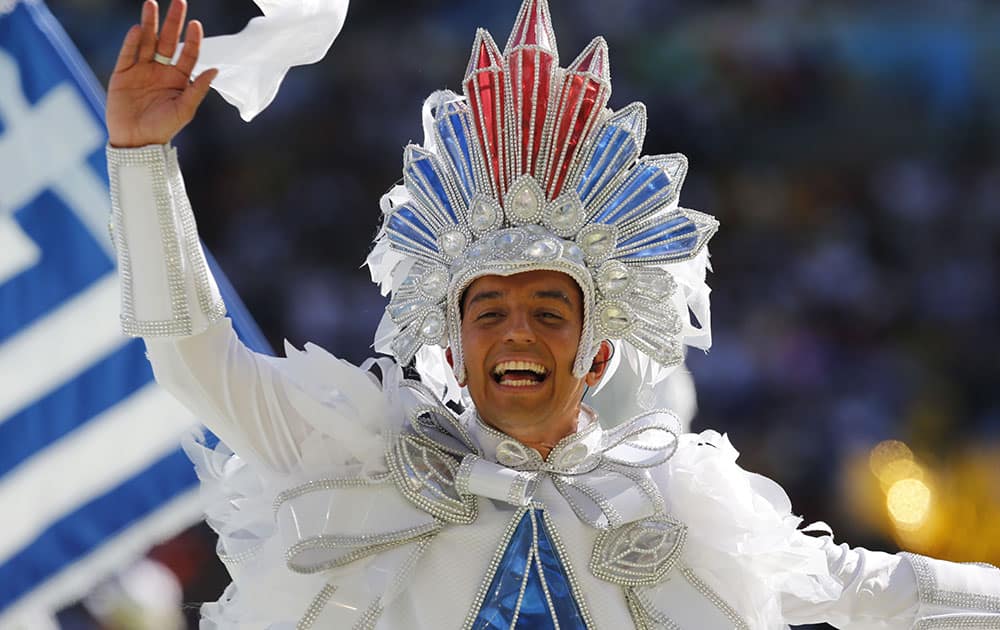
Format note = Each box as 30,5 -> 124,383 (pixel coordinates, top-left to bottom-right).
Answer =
480,404 -> 548,429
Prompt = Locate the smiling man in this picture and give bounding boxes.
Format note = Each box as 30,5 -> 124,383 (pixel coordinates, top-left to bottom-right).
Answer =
104,0 -> 1000,627
458,270 -> 612,458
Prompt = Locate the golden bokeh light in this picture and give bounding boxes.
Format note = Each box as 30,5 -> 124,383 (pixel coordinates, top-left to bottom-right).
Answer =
878,458 -> 924,490
886,478 -> 932,529
842,439 -> 999,563
869,440 -> 913,478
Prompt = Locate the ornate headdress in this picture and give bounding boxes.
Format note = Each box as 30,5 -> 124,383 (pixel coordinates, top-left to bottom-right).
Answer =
366,0 -> 717,394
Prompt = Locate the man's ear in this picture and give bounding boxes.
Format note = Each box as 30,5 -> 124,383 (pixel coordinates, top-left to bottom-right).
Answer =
584,340 -> 613,387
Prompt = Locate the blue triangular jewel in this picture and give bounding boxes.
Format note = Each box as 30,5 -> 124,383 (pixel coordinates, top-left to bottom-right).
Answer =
472,510 -> 587,629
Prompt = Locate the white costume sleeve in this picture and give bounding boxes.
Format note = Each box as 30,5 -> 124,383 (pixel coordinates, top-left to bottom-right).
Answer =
106,144 -> 389,474
658,431 -> 1000,629
782,539 -> 1000,628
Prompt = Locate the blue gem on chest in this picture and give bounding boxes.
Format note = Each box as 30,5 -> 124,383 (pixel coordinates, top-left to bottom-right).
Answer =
471,509 -> 587,629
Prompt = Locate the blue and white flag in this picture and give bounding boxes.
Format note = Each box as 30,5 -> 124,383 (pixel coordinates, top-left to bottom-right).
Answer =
0,0 -> 269,622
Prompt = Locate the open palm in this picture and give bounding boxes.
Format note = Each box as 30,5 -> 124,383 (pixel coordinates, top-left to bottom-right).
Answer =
107,0 -> 217,148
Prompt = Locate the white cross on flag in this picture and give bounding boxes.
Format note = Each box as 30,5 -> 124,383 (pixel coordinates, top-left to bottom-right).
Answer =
0,0 -> 269,622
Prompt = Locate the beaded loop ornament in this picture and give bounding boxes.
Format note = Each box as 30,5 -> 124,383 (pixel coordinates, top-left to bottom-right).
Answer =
367,0 -> 718,385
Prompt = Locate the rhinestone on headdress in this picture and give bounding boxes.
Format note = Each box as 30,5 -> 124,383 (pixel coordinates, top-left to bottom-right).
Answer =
370,0 -> 718,382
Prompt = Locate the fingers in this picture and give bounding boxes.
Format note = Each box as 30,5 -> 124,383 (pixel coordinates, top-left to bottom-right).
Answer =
155,0 -> 187,60
137,0 -> 159,61
113,24 -> 142,73
175,19 -> 203,77
178,68 -> 219,120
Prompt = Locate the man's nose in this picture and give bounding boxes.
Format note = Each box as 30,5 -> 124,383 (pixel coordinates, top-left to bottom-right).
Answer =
503,310 -> 535,344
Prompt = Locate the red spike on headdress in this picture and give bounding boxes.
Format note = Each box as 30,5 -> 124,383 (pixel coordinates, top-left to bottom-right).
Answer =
464,30 -> 508,200
504,0 -> 557,54
574,44 -> 606,77
545,37 -> 610,199
506,0 -> 558,182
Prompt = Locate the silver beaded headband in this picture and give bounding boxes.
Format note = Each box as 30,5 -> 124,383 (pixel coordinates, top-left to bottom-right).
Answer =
366,0 -> 718,388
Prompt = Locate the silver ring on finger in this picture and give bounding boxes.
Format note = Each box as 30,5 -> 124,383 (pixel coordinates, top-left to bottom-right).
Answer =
153,52 -> 173,65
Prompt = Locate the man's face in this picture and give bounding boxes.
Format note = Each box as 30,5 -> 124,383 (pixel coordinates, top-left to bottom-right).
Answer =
457,270 -> 588,430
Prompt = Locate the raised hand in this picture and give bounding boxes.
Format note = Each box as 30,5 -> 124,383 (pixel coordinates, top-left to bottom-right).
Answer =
106,0 -> 218,148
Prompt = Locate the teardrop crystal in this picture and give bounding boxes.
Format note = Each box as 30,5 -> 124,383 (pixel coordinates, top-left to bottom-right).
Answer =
597,263 -> 631,296
420,268 -> 449,299
508,182 -> 542,221
599,303 -> 632,333
439,230 -> 468,258
470,198 -> 498,231
549,199 -> 581,231
578,227 -> 615,260
420,310 -> 445,340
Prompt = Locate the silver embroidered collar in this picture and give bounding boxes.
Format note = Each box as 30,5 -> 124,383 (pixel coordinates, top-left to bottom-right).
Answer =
469,406 -> 604,474
389,394 -> 683,529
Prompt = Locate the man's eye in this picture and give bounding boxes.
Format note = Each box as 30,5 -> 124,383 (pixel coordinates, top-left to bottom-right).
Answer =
539,312 -> 562,320
476,311 -> 501,320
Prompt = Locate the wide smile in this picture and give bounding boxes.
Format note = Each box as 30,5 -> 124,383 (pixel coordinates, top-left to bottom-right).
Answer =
490,360 -> 550,389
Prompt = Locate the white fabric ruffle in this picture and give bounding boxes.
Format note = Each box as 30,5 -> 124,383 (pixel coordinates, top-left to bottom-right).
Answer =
184,437 -> 324,629
179,342 -> 416,628
273,340 -> 407,474
653,430 -> 842,629
185,0 -> 350,121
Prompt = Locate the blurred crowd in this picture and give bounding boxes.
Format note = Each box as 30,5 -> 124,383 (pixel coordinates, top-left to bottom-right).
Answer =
47,0 -> 1000,627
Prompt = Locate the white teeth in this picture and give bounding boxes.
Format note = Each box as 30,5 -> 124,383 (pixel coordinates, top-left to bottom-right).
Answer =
492,360 -> 548,376
501,379 -> 537,387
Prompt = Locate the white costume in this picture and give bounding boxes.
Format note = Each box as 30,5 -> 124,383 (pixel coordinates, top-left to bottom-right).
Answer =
107,1 -> 1000,627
